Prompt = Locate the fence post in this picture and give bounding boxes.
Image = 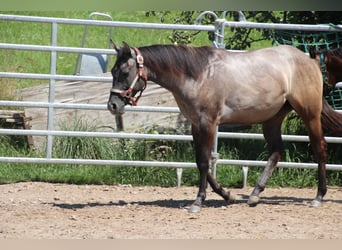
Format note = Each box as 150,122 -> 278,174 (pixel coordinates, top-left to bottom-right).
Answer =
46,22 -> 58,158
211,126 -> 219,179
242,166 -> 249,188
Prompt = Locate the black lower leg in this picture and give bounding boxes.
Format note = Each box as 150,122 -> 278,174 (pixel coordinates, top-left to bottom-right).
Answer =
207,173 -> 231,201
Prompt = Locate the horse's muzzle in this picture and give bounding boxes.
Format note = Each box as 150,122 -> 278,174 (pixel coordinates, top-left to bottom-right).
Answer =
107,95 -> 126,115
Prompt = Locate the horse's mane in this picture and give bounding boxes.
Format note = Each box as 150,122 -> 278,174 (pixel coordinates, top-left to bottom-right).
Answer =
310,46 -> 342,58
326,47 -> 342,57
138,44 -> 215,80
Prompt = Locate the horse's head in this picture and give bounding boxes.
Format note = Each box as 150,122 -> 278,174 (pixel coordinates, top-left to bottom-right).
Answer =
107,41 -> 147,115
309,46 -> 342,88
325,53 -> 338,87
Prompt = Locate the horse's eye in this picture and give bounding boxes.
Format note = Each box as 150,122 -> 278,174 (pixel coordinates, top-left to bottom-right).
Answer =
116,71 -> 129,84
121,69 -> 129,75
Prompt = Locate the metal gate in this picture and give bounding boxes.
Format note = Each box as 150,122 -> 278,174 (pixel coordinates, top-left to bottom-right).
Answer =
1,12 -> 342,187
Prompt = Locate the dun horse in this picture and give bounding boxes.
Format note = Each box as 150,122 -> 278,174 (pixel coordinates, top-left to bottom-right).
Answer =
107,42 -> 341,213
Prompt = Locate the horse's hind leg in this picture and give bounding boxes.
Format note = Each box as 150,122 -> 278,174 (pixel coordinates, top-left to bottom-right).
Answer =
290,93 -> 327,207
248,104 -> 292,206
303,117 -> 327,207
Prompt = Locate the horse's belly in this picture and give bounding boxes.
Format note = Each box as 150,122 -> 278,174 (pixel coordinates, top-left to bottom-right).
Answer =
220,106 -> 283,124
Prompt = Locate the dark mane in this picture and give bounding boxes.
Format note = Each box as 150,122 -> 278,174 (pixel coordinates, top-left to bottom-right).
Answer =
327,47 -> 342,57
138,44 -> 216,80
310,47 -> 342,58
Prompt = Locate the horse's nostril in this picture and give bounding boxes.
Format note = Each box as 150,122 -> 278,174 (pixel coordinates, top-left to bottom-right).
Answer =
107,101 -> 116,112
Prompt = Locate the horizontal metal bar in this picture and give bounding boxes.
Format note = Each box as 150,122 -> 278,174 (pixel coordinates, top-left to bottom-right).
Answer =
0,156 -> 341,171
2,127 -> 342,144
0,72 -> 111,82
125,105 -> 180,113
216,159 -> 342,171
218,132 -> 342,143
0,157 -> 197,168
0,100 -> 106,110
0,43 -> 116,55
0,129 -> 193,141
220,19 -> 342,32
0,14 -> 216,32
218,132 -> 312,142
0,100 -> 180,113
3,14 -> 342,33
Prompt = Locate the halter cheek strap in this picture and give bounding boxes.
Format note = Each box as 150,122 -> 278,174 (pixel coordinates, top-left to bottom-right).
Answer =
110,47 -> 147,106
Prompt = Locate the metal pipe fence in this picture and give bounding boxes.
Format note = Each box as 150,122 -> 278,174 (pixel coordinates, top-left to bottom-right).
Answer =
1,13 -> 342,187
0,13 -> 219,174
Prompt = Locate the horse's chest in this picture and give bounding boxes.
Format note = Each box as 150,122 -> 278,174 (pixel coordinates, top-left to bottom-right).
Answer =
171,94 -> 201,124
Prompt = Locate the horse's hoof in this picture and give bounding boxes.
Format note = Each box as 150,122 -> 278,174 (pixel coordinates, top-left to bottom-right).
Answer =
228,193 -> 236,204
247,195 -> 260,206
310,199 -> 322,207
188,204 -> 201,213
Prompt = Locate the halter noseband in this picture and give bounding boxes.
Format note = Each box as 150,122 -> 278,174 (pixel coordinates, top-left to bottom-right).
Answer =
110,47 -> 147,106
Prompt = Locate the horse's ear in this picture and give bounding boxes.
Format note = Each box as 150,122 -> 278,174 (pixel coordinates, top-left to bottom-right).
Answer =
325,54 -> 331,65
309,46 -> 316,59
308,47 -> 314,58
110,39 -> 120,52
122,41 -> 132,55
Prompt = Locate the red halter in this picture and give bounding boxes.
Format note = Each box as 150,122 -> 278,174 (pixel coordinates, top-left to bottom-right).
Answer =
110,47 -> 147,106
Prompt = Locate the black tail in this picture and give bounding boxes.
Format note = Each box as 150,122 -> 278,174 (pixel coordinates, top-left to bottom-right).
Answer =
321,98 -> 342,136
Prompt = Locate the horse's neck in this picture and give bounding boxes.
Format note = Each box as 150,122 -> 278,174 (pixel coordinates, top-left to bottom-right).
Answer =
139,45 -> 212,94
145,66 -> 185,94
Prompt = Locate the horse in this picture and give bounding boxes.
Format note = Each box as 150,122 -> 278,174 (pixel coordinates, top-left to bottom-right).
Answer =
107,42 -> 341,213
309,46 -> 342,136
309,46 -> 342,89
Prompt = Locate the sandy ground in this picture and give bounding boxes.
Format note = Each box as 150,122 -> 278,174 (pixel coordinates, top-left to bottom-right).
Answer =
0,182 -> 341,239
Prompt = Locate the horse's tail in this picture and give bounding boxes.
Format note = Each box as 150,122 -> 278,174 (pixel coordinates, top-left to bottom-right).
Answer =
321,98 -> 342,136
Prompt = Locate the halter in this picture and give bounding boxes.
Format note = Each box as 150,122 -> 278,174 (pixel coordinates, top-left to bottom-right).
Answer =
110,47 -> 147,106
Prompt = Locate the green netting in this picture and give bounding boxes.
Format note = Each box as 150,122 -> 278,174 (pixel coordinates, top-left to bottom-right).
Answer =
273,30 -> 342,52
273,28 -> 342,109
326,89 -> 342,108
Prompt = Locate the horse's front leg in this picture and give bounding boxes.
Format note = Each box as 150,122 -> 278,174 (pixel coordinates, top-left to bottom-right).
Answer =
188,123 -> 235,213
207,173 -> 236,203
188,124 -> 213,213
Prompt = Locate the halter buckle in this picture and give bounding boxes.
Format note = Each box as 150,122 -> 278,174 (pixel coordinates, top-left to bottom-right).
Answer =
136,54 -> 144,65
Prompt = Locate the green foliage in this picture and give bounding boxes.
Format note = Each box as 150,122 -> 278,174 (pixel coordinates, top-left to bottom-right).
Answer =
145,11 -> 342,50
146,11 -> 215,45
